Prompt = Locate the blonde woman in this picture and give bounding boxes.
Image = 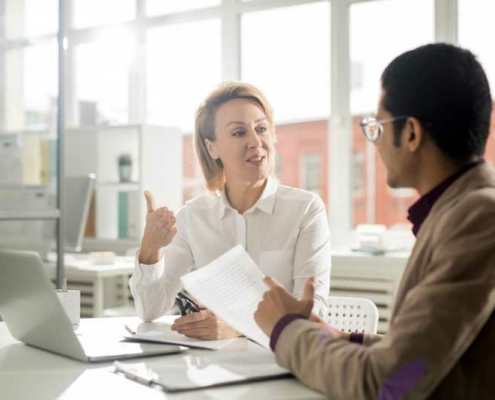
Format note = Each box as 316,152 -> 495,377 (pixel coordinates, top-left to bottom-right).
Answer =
129,82 -> 331,340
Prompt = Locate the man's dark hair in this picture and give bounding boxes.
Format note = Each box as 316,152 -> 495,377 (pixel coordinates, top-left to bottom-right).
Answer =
381,43 -> 492,160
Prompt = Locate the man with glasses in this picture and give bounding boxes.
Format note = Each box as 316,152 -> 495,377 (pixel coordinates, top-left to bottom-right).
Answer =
254,43 -> 495,399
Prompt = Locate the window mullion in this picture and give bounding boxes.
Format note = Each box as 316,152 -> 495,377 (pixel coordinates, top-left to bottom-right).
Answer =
221,0 -> 240,80
435,0 -> 457,44
329,0 -> 352,248
130,0 -> 146,122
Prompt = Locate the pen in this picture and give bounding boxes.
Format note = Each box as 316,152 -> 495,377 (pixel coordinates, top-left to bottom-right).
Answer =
176,292 -> 201,316
125,324 -> 136,335
113,361 -> 159,387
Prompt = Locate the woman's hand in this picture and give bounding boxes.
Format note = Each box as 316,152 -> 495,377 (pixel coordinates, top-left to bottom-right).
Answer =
139,191 -> 177,264
171,309 -> 240,340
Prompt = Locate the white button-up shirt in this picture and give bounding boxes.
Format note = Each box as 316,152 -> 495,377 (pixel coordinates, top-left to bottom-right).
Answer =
129,177 -> 331,322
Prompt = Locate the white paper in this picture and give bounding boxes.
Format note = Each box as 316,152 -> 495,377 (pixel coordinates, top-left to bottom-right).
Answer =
181,245 -> 270,348
126,321 -> 237,350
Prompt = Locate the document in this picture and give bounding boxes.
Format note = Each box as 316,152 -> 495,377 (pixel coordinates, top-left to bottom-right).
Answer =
113,347 -> 290,392
181,245 -> 270,349
124,321 -> 237,351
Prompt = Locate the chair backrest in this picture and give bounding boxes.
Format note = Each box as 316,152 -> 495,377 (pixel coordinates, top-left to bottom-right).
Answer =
327,296 -> 379,334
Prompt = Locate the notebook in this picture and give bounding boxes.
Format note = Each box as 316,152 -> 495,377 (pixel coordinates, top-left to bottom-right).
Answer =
0,249 -> 183,362
124,320 -> 238,350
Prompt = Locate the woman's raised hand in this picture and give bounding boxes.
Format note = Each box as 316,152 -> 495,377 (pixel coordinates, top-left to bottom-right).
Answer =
138,191 -> 177,264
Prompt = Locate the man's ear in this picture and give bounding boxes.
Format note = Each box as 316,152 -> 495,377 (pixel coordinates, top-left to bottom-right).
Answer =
406,117 -> 423,153
205,138 -> 219,160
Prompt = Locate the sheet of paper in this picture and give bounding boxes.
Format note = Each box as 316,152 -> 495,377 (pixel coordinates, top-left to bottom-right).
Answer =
181,244 -> 270,348
125,321 -> 237,350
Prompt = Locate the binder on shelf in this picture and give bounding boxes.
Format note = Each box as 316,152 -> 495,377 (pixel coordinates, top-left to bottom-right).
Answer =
118,191 -> 128,239
84,190 -> 97,238
23,135 -> 42,185
96,186 -> 140,240
40,139 -> 57,185
126,190 -> 140,239
0,134 -> 23,185
96,187 -> 119,239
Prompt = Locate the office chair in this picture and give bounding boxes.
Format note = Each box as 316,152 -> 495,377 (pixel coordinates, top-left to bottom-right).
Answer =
327,296 -> 379,334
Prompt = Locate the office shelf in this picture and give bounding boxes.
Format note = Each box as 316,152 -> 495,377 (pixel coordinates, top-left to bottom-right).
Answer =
96,182 -> 140,191
65,124 -> 182,244
0,209 -> 60,220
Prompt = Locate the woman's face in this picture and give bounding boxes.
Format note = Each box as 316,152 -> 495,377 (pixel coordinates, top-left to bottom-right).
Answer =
206,98 -> 275,187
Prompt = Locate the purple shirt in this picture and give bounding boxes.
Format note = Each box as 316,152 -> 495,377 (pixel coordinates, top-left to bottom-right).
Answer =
407,159 -> 485,236
270,159 -> 485,350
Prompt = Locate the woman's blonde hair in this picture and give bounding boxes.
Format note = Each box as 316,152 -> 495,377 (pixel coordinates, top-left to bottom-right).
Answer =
194,81 -> 275,194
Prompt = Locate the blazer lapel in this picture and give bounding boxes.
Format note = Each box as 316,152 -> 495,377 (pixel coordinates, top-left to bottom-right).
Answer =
391,162 -> 495,319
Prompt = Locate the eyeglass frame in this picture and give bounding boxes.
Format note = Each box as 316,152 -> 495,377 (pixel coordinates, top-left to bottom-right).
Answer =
175,292 -> 201,316
359,115 -> 409,142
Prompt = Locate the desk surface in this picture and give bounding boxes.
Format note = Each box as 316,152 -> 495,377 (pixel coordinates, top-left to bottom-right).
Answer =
0,317 -> 325,400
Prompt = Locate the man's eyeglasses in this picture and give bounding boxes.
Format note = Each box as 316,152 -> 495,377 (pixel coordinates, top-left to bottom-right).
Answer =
175,292 -> 201,316
360,116 -> 408,142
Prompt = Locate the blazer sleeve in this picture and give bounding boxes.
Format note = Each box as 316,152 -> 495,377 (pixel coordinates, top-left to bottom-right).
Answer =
273,193 -> 495,399
364,333 -> 384,346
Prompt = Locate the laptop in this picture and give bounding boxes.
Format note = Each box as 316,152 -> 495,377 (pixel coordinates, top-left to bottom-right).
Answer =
0,249 -> 182,362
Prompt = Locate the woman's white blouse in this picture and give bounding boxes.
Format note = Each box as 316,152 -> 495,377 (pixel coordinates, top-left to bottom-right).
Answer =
129,177 -> 331,322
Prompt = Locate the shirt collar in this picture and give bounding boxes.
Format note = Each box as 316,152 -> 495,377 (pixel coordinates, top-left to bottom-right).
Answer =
407,159 -> 485,236
218,176 -> 278,219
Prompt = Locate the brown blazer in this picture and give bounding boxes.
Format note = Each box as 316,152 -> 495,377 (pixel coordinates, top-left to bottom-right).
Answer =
275,162 -> 495,399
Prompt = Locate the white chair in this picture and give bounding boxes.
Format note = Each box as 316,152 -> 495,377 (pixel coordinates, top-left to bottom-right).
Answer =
327,296 -> 379,334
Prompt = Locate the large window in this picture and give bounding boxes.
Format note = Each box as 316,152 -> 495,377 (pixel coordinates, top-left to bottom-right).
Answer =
3,0 -> 490,250
72,0 -> 135,29
2,0 -> 58,39
4,42 -> 58,132
458,0 -> 495,167
0,0 -> 60,253
146,0 -> 220,16
241,2 -> 331,123
350,0 -> 434,228
458,0 -> 495,91
241,2 -> 330,205
73,29 -> 136,126
146,19 -> 222,132
302,153 -> 322,196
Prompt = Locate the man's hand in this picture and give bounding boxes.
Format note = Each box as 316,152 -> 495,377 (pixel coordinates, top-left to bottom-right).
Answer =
171,309 -> 240,340
309,313 -> 350,341
139,191 -> 177,264
254,276 -> 315,337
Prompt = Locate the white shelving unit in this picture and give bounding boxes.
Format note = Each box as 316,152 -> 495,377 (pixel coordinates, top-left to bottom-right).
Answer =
65,124 -> 183,247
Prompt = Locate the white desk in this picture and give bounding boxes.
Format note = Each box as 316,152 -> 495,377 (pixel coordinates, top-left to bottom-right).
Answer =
44,256 -> 135,317
0,317 -> 325,400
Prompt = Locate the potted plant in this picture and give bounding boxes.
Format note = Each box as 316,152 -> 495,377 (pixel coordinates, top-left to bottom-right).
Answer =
117,153 -> 133,182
